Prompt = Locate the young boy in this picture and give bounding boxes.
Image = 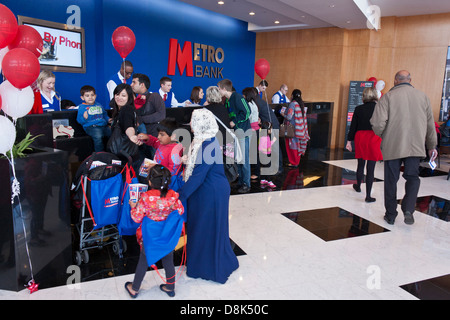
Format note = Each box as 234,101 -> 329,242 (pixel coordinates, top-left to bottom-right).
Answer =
217,79 -> 252,193
76,85 -> 111,152
137,118 -> 183,188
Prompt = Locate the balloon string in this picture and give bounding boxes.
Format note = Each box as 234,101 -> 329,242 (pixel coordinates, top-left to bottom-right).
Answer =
6,121 -> 35,284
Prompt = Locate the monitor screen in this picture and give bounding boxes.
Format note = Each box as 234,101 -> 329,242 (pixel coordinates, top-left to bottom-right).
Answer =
18,16 -> 86,73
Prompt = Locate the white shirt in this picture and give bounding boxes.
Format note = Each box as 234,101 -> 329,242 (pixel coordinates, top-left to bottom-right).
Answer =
271,90 -> 290,104
106,72 -> 126,100
158,88 -> 180,108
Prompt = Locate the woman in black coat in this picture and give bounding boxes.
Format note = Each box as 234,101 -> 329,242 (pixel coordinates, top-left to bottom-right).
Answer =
108,83 -> 142,161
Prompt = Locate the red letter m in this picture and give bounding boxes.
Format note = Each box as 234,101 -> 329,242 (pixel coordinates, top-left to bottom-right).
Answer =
167,38 -> 194,77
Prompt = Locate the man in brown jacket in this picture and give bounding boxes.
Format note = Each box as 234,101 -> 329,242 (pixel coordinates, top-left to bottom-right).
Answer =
370,70 -> 437,225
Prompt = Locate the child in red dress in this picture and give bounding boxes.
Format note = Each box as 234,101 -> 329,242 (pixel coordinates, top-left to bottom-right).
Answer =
125,165 -> 184,298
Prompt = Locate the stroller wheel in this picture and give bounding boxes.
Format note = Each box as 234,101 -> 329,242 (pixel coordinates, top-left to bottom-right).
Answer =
112,239 -> 127,255
82,250 -> 89,264
74,250 -> 89,265
74,251 -> 82,266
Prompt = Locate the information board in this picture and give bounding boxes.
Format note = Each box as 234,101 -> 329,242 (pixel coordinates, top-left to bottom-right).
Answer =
345,81 -> 374,142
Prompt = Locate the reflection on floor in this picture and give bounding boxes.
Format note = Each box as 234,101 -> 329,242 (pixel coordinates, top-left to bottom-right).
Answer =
400,274 -> 450,300
1,147 -> 449,300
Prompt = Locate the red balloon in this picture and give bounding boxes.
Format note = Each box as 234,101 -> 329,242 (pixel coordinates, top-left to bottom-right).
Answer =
255,58 -> 270,80
0,4 -> 18,49
112,26 -> 136,59
2,48 -> 40,89
8,25 -> 43,58
368,76 -> 377,85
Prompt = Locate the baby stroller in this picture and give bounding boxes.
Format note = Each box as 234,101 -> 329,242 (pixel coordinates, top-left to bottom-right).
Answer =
71,152 -> 130,265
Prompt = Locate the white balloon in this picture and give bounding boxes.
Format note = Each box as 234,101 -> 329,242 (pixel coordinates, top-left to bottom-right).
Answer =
377,90 -> 382,99
0,115 -> 16,156
376,80 -> 385,91
0,81 -> 34,119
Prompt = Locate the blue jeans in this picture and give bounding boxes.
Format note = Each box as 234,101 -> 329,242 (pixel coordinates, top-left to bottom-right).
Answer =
85,125 -> 111,152
237,135 -> 251,187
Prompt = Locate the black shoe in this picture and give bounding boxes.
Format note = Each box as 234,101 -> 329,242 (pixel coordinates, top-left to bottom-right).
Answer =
160,284 -> 175,297
383,215 -> 395,225
404,211 -> 414,225
353,184 -> 361,193
237,185 -> 250,194
365,197 -> 376,203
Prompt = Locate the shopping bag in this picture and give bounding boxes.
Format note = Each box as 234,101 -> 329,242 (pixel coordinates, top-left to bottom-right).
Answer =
88,173 -> 123,229
118,164 -> 141,235
142,210 -> 184,267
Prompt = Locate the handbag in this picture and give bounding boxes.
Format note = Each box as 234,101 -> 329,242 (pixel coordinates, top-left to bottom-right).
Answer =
213,115 -> 243,163
280,120 -> 295,138
223,160 -> 238,183
106,118 -> 139,159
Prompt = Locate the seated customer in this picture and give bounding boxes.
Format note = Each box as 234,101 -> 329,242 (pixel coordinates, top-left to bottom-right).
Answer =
76,85 -> 111,152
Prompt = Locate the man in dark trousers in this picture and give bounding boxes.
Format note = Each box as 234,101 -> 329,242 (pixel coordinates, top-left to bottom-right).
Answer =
370,70 -> 437,225
218,79 -> 252,193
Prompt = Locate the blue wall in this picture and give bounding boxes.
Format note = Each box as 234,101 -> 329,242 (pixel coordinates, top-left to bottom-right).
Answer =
2,0 -> 256,107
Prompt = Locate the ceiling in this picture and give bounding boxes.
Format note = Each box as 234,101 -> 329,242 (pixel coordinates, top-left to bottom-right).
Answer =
178,0 -> 450,32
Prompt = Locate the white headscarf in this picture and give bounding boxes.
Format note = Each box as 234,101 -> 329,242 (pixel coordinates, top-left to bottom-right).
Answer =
184,109 -> 218,181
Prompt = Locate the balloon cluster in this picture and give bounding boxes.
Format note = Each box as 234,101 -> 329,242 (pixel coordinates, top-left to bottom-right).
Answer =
368,76 -> 385,99
0,4 -> 42,294
0,4 -> 42,156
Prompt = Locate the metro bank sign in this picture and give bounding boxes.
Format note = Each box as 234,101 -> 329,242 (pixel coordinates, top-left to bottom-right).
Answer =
167,38 -> 224,78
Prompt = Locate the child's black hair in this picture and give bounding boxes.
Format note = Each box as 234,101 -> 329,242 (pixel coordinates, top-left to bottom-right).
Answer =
261,121 -> 272,130
156,117 -> 178,136
148,165 -> 171,198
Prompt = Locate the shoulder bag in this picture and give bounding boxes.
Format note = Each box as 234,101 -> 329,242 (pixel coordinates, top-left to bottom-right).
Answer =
106,114 -> 139,159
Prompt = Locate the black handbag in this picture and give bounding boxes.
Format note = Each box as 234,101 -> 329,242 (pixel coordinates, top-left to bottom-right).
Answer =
106,120 -> 139,160
223,157 -> 238,183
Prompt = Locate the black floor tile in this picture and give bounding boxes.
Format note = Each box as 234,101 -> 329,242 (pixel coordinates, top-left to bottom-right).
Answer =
400,274 -> 450,300
282,207 -> 389,242
414,195 -> 450,222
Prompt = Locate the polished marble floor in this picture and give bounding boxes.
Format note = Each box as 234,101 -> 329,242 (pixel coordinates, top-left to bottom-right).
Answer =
1,148 -> 449,300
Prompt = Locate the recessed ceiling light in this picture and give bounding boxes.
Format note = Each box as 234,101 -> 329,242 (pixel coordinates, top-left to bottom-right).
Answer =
218,1 -> 224,5
249,12 -> 255,16
274,20 -> 280,24
329,4 -> 335,8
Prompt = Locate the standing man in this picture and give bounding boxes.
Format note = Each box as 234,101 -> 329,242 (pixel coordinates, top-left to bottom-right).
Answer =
159,76 -> 180,108
370,70 -> 437,225
218,79 -> 252,193
131,73 -> 165,137
271,84 -> 290,104
106,60 -> 134,103
256,80 -> 268,99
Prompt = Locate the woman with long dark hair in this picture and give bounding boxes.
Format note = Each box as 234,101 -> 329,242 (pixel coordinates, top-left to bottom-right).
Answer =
281,89 -> 310,167
108,83 -> 142,161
